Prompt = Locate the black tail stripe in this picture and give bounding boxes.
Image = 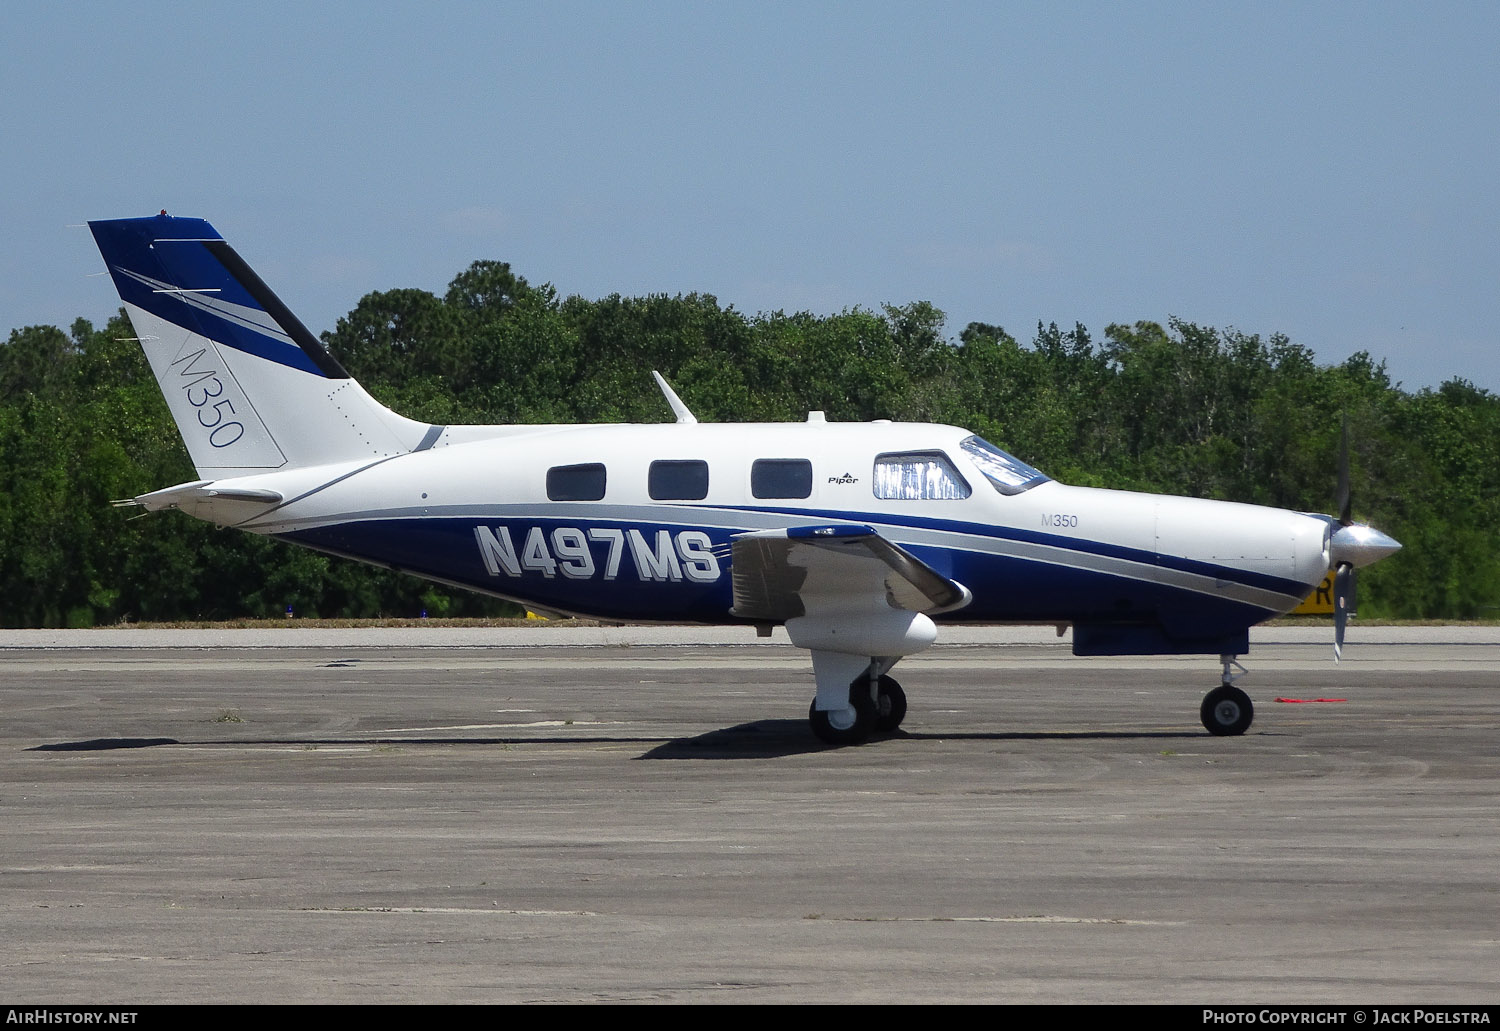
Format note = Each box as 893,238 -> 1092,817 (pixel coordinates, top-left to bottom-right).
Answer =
202,239 -> 351,380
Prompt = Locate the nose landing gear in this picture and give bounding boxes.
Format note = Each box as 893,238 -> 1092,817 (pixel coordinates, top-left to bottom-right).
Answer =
1201,655 -> 1254,735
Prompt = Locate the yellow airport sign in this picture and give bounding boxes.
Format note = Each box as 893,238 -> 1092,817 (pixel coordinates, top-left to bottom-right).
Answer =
1292,571 -> 1337,615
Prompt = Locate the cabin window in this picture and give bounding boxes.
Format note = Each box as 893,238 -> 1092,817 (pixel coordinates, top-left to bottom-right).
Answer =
648,459 -> 710,501
872,452 -> 972,500
546,463 -> 607,501
959,435 -> 1049,495
751,458 -> 813,499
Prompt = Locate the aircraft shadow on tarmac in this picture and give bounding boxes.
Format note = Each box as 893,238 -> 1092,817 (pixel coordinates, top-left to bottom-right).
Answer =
30,723 -> 1209,761
30,738 -> 181,751
640,722 -> 1209,759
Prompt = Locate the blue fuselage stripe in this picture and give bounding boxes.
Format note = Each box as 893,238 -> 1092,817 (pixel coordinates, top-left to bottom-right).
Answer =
277,512 -> 1280,637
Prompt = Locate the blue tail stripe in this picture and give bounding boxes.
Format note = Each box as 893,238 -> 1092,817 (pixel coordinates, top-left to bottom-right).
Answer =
88,215 -> 329,377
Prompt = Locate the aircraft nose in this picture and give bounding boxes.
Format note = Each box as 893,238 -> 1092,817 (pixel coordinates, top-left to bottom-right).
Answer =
1329,524 -> 1402,569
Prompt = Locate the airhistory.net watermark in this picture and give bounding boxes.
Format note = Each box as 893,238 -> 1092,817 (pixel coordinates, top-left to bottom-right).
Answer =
6,1012 -> 137,1025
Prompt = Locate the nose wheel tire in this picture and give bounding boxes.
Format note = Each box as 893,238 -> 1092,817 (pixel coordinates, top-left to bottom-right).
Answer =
1201,684 -> 1254,736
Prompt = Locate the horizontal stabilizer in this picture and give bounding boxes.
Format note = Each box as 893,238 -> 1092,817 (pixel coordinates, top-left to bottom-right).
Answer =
117,480 -> 283,514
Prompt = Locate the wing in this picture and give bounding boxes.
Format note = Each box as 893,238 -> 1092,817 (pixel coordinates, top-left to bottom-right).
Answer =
730,524 -> 971,621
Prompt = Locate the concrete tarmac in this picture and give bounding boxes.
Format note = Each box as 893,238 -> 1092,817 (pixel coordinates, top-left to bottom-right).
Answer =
1,625 -> 1497,1004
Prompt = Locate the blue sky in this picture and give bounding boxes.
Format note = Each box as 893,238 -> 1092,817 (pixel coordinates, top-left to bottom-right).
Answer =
4,2 -> 1497,393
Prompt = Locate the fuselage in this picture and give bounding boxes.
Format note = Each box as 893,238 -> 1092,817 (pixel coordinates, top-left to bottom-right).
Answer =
182,419 -> 1331,653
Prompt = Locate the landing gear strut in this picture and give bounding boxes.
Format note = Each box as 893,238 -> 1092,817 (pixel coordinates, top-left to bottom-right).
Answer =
1201,654 -> 1254,736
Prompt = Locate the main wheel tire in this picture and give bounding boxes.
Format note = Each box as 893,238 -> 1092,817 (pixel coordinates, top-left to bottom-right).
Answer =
809,684 -> 877,746
1201,684 -> 1254,736
874,675 -> 907,732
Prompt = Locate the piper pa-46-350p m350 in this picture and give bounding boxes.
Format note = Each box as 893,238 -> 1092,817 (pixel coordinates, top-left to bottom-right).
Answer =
89,214 -> 1402,745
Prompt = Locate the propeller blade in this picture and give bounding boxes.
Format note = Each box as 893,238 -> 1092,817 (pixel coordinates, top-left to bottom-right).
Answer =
1333,562 -> 1354,662
1335,416 -> 1352,526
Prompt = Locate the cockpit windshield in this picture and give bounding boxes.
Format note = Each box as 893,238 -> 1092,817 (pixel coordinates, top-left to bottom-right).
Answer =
959,435 -> 1050,495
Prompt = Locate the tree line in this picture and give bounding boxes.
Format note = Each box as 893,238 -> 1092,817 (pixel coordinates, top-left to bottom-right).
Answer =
1,258 -> 1494,626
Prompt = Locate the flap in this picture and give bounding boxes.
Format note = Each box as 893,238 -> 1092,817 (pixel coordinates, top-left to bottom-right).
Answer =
730,524 -> 970,621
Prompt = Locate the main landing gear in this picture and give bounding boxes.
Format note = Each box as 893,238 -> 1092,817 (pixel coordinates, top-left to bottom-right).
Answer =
792,613 -> 935,747
809,670 -> 907,746
1201,654 -> 1254,736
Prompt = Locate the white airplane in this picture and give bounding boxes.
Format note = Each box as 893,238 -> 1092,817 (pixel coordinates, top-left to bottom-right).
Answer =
88,213 -> 1402,745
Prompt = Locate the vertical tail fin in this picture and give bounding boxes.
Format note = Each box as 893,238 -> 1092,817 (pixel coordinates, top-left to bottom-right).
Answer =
89,214 -> 435,478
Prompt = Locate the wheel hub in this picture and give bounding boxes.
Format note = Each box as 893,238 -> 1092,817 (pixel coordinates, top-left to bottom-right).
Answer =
824,705 -> 857,731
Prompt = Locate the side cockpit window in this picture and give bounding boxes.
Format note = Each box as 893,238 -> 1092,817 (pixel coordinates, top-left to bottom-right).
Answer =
873,452 -> 971,500
959,435 -> 1049,495
751,458 -> 813,499
546,463 -> 607,501
649,459 -> 710,501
